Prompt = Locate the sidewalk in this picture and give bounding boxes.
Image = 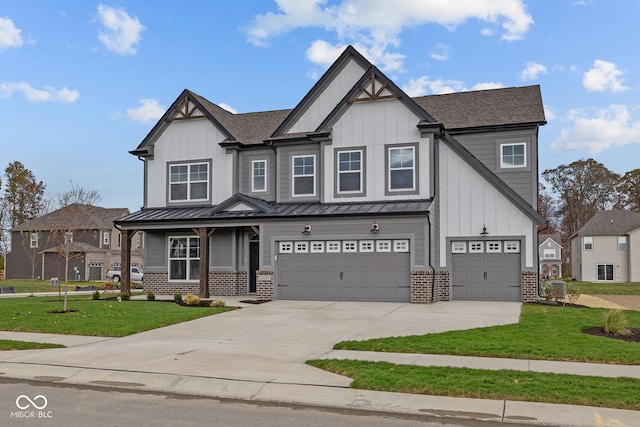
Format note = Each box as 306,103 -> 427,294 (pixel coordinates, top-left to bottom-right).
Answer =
0,297 -> 638,426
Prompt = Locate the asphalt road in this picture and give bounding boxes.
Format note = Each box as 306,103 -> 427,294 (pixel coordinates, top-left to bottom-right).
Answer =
0,378 -> 535,427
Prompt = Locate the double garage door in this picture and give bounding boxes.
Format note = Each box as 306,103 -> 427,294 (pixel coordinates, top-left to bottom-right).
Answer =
451,240 -> 522,302
277,240 -> 410,302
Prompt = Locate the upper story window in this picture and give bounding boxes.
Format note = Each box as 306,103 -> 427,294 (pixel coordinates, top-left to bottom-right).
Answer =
500,143 -> 526,168
292,155 -> 315,197
65,232 -> 73,243
169,162 -> 209,202
252,160 -> 267,192
618,236 -> 628,251
337,149 -> 363,195
30,232 -> 38,248
103,231 -> 110,247
543,249 -> 556,259
388,146 -> 415,192
583,236 -> 593,250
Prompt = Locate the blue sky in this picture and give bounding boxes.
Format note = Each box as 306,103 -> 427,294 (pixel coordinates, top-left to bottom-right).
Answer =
1,0 -> 639,212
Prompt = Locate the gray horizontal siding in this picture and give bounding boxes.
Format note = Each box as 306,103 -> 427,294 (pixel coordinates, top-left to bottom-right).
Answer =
238,150 -> 276,201
277,145 -> 321,203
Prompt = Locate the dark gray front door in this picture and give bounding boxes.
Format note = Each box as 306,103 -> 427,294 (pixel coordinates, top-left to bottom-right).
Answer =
277,249 -> 410,302
249,241 -> 259,293
452,251 -> 521,301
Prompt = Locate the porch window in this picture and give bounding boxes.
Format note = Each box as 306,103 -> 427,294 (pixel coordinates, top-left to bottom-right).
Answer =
169,162 -> 209,202
169,237 -> 200,281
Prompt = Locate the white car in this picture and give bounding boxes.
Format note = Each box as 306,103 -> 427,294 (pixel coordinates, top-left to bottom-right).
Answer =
106,266 -> 143,283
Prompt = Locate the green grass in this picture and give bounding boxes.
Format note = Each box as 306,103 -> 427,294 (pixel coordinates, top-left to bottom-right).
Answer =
0,339 -> 65,351
335,304 -> 640,364
573,281 -> 640,295
0,296 -> 234,337
307,359 -> 640,411
0,279 -> 143,294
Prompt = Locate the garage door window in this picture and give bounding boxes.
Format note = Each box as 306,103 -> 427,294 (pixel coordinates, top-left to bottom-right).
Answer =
359,240 -> 374,252
487,242 -> 502,253
327,241 -> 341,252
504,241 -> 520,253
311,241 -> 325,253
469,242 -> 484,253
394,240 -> 409,252
295,242 -> 309,253
279,242 -> 293,253
377,240 -> 391,252
343,241 -> 357,252
452,241 -> 466,253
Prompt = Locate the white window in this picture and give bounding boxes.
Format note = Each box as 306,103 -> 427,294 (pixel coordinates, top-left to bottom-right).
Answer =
394,240 -> 409,252
469,241 -> 484,253
376,240 -> 391,252
583,236 -> 593,251
500,143 -> 526,168
295,241 -> 309,253
169,237 -> 200,281
451,241 -> 467,253
343,241 -> 357,252
170,162 -> 209,202
252,160 -> 267,192
279,242 -> 293,253
326,241 -> 341,253
487,241 -> 502,253
597,263 -> 614,281
618,236 -> 628,251
504,241 -> 520,253
29,232 -> 38,248
388,146 -> 415,191
65,232 -> 73,243
337,150 -> 363,194
103,231 -> 110,246
359,240 -> 374,252
543,249 -> 556,259
292,155 -> 315,196
311,241 -> 325,253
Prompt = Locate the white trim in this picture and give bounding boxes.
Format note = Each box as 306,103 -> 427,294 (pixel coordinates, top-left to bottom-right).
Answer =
376,240 -> 391,252
487,241 -> 502,253
359,240 -> 374,252
388,146 -> 415,192
295,241 -> 309,253
168,236 -> 200,281
500,142 -> 526,168
310,241 -> 325,253
504,241 -> 520,253
292,154 -> 316,197
279,242 -> 293,253
169,162 -> 209,202
337,149 -> 363,194
251,159 -> 267,192
393,240 -> 409,252
343,241 -> 357,252
326,241 -> 341,253
469,241 -> 484,253
451,241 -> 467,253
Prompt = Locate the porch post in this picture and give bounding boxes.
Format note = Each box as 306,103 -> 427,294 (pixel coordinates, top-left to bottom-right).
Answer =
120,229 -> 133,294
198,227 -> 211,299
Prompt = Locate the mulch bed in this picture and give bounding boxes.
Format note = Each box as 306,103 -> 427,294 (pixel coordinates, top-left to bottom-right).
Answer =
582,327 -> 640,343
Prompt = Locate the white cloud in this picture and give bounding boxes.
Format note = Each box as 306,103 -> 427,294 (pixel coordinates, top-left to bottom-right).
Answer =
402,76 -> 503,96
429,43 -> 449,61
126,98 -> 165,122
0,17 -> 23,50
247,0 -> 533,71
0,82 -> 80,103
583,60 -> 628,92
97,4 -> 145,55
550,105 -> 640,153
306,40 -> 346,66
218,103 -> 238,114
521,62 -> 547,80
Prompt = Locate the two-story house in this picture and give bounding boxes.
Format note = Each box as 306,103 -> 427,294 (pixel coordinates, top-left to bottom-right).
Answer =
116,46 -> 546,303
6,204 -> 144,281
571,210 -> 640,282
538,234 -> 562,279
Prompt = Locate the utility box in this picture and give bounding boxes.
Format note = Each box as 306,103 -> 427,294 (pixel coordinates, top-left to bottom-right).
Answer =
547,280 -> 566,299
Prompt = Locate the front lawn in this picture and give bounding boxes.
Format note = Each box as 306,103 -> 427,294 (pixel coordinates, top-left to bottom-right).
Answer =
307,360 -> 640,411
0,296 -> 234,337
0,279 -> 143,294
335,304 -> 640,364
574,281 -> 640,295
0,339 -> 65,351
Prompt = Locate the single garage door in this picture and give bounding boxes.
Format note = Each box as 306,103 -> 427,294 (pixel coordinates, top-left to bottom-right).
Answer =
451,240 -> 521,302
277,239 -> 410,302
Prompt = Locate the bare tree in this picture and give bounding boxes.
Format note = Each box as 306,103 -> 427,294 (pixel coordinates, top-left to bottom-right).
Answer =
54,181 -> 101,208
537,182 -> 557,234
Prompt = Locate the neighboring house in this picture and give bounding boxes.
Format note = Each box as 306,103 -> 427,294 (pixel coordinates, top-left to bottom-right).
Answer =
116,46 -> 546,303
6,204 -> 144,281
539,234 -> 562,279
570,210 -> 640,282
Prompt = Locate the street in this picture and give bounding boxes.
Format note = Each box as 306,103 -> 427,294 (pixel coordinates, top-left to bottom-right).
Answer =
0,378 -> 531,427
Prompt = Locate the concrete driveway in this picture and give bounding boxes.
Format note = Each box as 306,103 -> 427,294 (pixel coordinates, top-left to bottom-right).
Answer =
0,300 -> 521,387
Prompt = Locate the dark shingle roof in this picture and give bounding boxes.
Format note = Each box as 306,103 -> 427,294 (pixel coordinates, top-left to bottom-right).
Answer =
13,204 -> 129,232
539,233 -> 561,246
575,210 -> 640,236
413,85 -> 546,131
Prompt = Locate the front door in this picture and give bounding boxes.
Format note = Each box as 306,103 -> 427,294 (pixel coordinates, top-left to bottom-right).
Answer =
249,241 -> 259,293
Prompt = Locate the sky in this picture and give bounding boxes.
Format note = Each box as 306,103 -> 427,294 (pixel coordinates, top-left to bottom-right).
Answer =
1,0 -> 639,212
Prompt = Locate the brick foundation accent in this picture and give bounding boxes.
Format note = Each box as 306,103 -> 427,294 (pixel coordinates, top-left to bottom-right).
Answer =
208,271 -> 248,296
521,270 -> 539,302
410,270 -> 450,303
143,270 -> 250,297
256,270 -> 274,301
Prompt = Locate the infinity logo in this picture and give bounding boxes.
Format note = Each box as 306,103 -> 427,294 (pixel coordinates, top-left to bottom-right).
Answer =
15,395 -> 48,410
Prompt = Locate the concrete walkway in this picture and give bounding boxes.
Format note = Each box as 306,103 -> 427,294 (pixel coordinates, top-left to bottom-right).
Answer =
0,298 -> 638,426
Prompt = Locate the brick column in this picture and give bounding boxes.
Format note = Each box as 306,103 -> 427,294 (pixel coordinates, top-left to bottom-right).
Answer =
521,270 -> 538,302
256,270 -> 274,301
410,270 -> 432,303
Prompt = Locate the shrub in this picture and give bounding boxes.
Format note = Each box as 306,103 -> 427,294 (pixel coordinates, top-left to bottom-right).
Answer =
210,299 -> 226,308
185,293 -> 201,306
603,309 -> 630,335
119,291 -> 131,301
92,290 -> 100,300
566,282 -> 580,304
173,291 -> 183,304
146,290 -> 155,301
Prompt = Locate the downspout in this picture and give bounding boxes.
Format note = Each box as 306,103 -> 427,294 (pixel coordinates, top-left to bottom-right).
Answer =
536,221 -> 551,300
429,130 -> 440,303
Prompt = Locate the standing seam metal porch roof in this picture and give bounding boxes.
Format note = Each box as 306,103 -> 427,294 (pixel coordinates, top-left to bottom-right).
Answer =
115,197 -> 432,226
